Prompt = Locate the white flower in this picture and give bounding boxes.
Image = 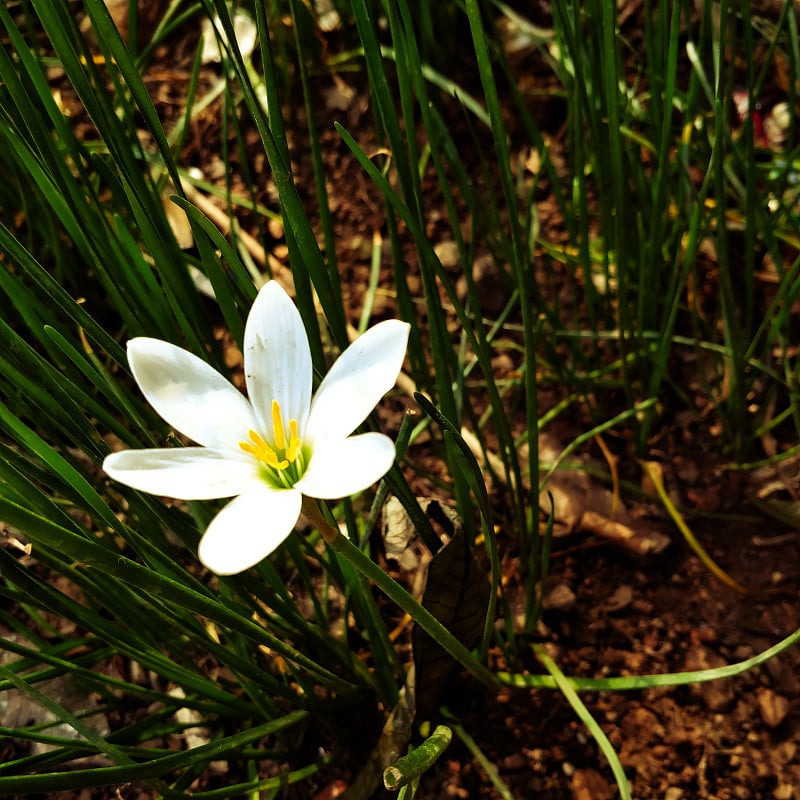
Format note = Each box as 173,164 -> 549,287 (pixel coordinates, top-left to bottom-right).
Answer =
104,282 -> 410,575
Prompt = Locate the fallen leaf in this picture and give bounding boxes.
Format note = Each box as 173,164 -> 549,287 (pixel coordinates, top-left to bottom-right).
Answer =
413,516 -> 490,721
382,496 -> 421,571
0,633 -> 109,757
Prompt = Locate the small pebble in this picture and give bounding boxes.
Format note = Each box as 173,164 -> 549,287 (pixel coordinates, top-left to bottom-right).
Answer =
757,687 -> 790,728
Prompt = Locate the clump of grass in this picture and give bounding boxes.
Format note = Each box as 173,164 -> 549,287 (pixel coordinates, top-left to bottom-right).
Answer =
0,1 -> 798,797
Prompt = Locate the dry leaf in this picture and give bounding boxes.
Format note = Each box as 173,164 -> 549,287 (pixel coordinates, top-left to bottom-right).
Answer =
200,9 -> 258,64
464,430 -> 669,554
413,514 -> 489,721
343,669 -> 416,800
382,496 -> 420,571
1,633 -> 109,756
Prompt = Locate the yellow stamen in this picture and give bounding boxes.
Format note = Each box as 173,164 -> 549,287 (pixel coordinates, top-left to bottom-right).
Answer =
271,399 -> 285,450
238,400 -> 303,478
239,429 -> 288,470
286,419 -> 302,462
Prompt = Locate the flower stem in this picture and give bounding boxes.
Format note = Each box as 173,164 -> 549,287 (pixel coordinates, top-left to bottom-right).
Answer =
302,498 -> 500,692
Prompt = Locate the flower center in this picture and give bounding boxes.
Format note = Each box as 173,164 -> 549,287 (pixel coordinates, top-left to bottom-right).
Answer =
238,399 -> 304,487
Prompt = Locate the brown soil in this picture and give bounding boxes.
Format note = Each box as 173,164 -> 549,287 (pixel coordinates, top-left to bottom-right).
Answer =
416,522 -> 800,799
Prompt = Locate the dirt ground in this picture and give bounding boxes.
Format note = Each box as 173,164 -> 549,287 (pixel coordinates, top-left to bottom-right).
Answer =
16,3 -> 800,798
415,523 -> 800,799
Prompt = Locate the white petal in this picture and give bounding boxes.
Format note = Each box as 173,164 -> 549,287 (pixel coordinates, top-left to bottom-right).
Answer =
294,433 -> 395,499
305,320 -> 409,443
128,338 -> 257,450
243,282 -> 312,440
103,448 -> 262,500
197,486 -> 302,574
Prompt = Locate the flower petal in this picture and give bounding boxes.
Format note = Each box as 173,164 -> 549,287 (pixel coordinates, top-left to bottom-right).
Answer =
244,282 -> 312,441
294,432 -> 395,499
128,338 -> 257,450
197,486 -> 302,574
103,448 -> 262,500
305,320 -> 410,443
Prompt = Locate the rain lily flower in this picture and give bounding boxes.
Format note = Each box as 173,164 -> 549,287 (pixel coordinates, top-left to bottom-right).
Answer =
104,282 -> 410,575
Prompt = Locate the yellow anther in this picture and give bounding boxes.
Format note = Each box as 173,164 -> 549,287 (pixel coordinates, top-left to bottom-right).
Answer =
286,419 -> 302,462
271,399 -> 285,450
238,402 -> 303,477
239,429 -> 288,470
